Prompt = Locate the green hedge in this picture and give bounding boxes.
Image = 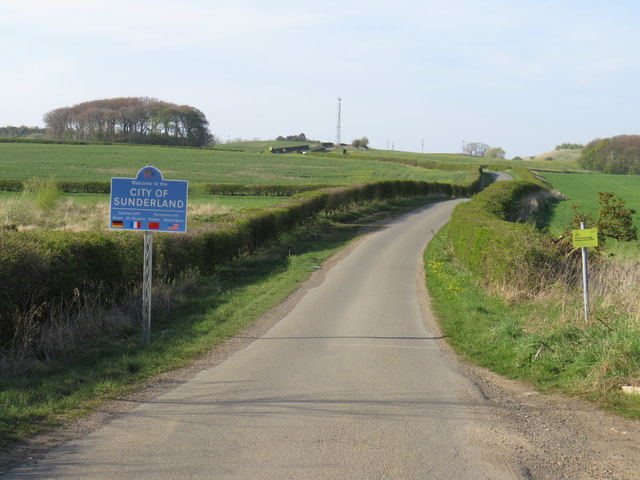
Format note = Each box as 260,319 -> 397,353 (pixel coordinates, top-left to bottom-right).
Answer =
448,180 -> 562,289
0,180 -> 341,196
0,179 -> 480,347
0,180 -> 329,196
512,167 -> 549,188
0,180 -> 112,194
195,183 -> 333,196
0,179 -> 23,192
0,231 -> 142,341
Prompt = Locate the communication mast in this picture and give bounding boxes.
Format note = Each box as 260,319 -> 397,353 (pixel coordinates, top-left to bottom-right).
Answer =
336,97 -> 342,145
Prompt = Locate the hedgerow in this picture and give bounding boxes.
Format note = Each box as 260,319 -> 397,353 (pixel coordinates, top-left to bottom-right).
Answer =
448,180 -> 562,290
195,183 -> 332,196
315,151 -> 484,172
0,178 -> 480,355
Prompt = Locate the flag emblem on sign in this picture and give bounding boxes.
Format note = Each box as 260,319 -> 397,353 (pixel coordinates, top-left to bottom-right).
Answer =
131,221 -> 142,229
111,220 -> 124,228
167,223 -> 179,231
148,222 -> 160,229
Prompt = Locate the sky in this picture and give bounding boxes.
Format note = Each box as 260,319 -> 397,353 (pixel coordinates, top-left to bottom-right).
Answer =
2,0 -> 640,157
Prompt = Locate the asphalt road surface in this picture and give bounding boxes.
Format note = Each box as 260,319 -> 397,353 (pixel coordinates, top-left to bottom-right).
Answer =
5,199 -> 524,479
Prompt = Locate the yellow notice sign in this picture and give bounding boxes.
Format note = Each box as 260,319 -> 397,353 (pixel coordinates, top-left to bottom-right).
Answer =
572,228 -> 599,248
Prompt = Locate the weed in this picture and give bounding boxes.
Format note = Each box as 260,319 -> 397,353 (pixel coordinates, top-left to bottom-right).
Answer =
22,178 -> 60,211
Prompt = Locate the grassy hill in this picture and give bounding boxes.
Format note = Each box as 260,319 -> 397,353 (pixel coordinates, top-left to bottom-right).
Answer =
527,148 -> 582,165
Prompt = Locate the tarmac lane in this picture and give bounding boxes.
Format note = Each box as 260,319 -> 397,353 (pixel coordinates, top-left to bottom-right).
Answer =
4,199 -> 524,479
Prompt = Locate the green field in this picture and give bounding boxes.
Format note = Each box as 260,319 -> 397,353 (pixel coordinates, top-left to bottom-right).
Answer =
0,143 -> 472,185
541,172 -> 640,255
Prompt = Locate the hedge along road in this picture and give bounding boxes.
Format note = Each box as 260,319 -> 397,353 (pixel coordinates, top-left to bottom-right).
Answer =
4,199 -> 522,479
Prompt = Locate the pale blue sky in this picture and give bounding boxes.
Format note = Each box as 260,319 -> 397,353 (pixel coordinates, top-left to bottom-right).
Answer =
2,0 -> 639,156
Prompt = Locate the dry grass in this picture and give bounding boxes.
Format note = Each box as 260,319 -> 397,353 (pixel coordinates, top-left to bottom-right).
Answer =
487,251 -> 640,327
0,196 -> 234,232
2,287 -> 135,372
1,270 -> 201,374
590,257 -> 640,319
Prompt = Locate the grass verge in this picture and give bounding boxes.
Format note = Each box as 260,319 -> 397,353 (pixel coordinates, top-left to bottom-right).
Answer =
0,196 -> 437,447
424,225 -> 640,418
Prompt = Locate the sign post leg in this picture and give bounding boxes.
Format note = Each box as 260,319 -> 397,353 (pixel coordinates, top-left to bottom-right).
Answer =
142,231 -> 153,344
580,222 -> 590,323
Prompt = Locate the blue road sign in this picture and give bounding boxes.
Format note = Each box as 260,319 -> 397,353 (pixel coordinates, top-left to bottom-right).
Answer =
110,166 -> 188,233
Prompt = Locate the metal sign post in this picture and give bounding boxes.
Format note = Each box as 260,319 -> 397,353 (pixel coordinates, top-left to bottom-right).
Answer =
580,222 -> 590,323
572,223 -> 598,323
110,166 -> 188,344
142,231 -> 153,344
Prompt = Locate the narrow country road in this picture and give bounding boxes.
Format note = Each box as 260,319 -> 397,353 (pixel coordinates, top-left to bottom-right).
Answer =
5,199 -> 520,479
7,198 -> 638,479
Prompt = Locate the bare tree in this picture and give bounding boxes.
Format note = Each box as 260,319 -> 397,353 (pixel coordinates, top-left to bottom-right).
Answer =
463,142 -> 490,157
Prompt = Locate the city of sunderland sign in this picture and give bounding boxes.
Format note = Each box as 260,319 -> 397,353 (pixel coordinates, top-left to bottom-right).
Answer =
110,166 -> 188,233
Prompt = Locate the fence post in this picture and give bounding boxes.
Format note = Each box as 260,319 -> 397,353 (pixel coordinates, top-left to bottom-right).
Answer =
142,231 -> 153,344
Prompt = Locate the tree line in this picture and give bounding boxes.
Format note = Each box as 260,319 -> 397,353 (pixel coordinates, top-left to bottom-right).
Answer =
0,126 -> 46,139
43,97 -> 212,147
579,135 -> 640,174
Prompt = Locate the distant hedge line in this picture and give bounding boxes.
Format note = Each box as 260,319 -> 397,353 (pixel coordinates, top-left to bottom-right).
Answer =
1,176 -> 486,197
447,179 -> 562,290
0,179 -> 112,194
315,151 -> 486,172
195,183 -> 333,196
0,180 -> 329,196
0,178 -> 481,346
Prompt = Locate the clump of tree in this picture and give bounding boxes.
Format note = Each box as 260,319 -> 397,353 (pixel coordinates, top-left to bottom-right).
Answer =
579,135 -> 640,174
352,137 -> 369,149
0,126 -> 46,139
43,97 -> 211,147
485,146 -> 505,159
555,142 -> 583,150
564,191 -> 637,252
276,133 -> 309,142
